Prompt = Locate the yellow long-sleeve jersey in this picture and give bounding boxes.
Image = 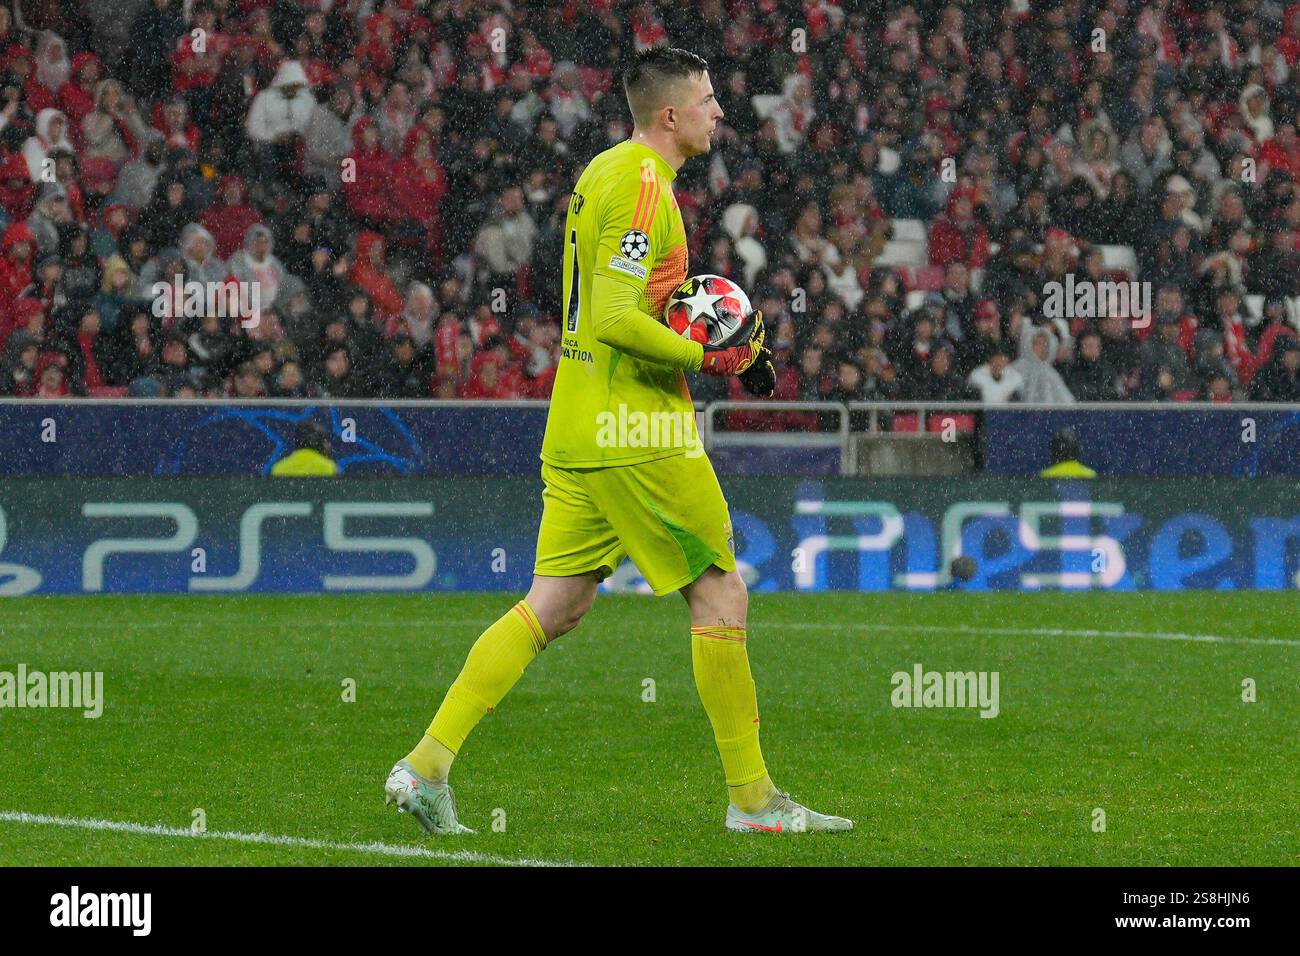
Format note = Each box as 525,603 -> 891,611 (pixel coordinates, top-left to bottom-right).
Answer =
539,140 -> 706,468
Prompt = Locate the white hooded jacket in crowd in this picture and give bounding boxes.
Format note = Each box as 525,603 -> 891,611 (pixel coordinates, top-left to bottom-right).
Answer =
246,61 -> 316,143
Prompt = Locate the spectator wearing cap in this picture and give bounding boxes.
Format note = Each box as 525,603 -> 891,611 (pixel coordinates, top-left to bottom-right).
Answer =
78,155 -> 118,210
88,201 -> 130,260
955,299 -> 1003,378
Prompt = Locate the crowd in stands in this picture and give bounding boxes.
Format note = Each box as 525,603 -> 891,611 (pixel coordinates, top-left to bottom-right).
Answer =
0,0 -> 1298,411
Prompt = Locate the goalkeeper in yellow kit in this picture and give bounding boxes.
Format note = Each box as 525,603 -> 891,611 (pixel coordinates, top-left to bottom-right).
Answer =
385,48 -> 852,835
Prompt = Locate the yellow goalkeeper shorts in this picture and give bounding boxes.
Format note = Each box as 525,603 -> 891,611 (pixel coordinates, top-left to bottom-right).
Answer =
534,452 -> 737,596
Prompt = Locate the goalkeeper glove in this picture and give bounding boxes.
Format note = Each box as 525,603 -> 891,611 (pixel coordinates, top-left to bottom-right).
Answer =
738,345 -> 776,396
697,310 -> 766,377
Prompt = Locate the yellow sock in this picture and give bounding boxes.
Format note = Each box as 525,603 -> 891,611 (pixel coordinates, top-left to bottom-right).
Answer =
404,600 -> 547,781
690,625 -> 775,812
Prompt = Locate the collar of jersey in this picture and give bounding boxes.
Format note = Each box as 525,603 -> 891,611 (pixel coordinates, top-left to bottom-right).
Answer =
624,141 -> 678,182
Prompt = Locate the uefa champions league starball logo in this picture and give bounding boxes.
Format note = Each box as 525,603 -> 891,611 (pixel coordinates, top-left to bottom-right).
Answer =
619,229 -> 650,261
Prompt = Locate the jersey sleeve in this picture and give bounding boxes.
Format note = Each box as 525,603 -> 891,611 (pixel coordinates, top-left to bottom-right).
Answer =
587,162 -> 702,371
590,158 -> 663,291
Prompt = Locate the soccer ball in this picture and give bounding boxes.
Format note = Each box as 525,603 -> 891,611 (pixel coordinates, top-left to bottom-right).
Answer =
663,274 -> 752,345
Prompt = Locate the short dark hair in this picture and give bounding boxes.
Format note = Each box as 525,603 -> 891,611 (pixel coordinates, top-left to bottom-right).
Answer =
622,47 -> 709,126
1050,427 -> 1082,465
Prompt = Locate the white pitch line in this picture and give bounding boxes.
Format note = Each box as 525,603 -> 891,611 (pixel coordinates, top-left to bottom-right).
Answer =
774,621 -> 1300,647
0,810 -> 583,868
4,613 -> 1297,648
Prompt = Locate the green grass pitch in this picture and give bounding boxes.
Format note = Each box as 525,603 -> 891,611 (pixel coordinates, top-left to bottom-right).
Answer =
2,592 -> 1297,866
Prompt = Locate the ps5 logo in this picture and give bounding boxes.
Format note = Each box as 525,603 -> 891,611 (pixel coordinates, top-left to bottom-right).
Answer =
79,501 -> 437,592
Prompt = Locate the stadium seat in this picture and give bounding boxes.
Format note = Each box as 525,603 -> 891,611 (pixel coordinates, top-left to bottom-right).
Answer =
891,219 -> 927,243
1245,295 -> 1265,324
926,414 -> 976,433
88,386 -> 129,398
876,240 -> 929,270
891,414 -> 920,432
1099,245 -> 1138,276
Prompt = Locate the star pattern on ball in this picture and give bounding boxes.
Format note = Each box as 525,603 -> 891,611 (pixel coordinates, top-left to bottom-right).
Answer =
676,281 -> 727,322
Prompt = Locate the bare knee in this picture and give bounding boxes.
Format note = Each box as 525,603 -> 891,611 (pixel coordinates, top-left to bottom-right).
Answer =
683,566 -> 748,627
547,588 -> 595,638
525,574 -> 598,641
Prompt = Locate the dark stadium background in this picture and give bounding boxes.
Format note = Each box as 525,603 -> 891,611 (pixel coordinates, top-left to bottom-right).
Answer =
0,0 -> 1294,408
